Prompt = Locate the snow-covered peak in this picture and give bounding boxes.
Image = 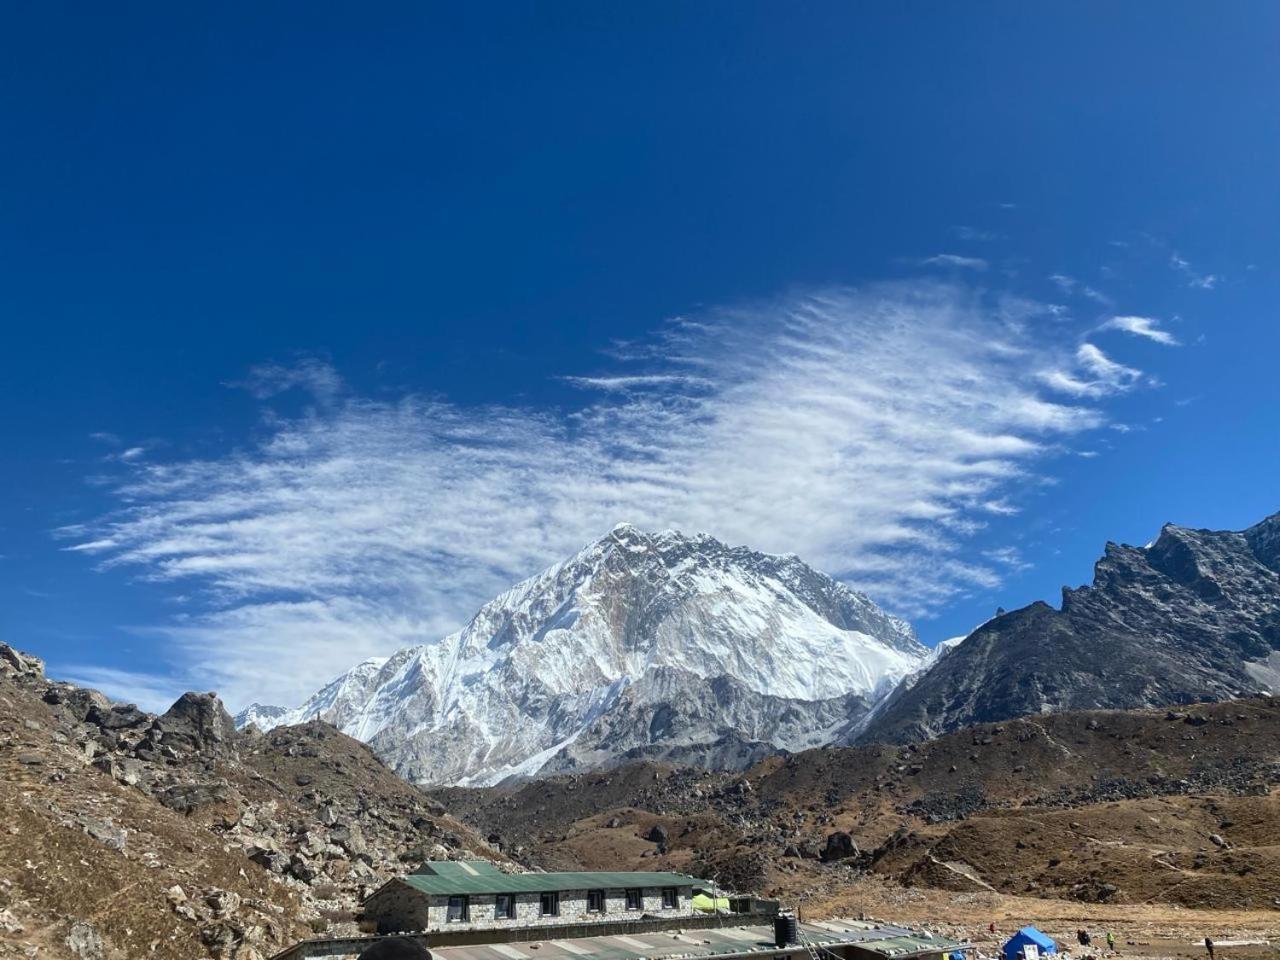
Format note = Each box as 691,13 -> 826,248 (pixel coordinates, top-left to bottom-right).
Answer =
242,526 -> 926,786
233,702 -> 290,730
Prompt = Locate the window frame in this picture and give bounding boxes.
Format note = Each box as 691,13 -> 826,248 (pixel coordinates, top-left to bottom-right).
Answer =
495,893 -> 517,920
540,891 -> 560,917
625,888 -> 642,911
587,889 -> 605,913
446,895 -> 470,922
661,887 -> 678,910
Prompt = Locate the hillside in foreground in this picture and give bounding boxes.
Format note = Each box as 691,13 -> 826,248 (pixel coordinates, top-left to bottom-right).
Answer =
0,643 -> 502,960
434,695 -> 1280,911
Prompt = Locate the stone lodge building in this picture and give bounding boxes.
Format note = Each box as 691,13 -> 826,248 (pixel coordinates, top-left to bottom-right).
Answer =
362,861 -> 701,934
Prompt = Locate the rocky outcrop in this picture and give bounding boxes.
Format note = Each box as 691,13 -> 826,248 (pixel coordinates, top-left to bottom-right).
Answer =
861,512 -> 1280,744
144,692 -> 238,757
0,643 -> 44,680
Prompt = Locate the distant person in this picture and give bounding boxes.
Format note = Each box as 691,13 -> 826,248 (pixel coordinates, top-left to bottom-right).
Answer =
1106,932 -> 1116,952
1083,931 -> 1092,948
1205,938 -> 1214,960
1077,931 -> 1087,947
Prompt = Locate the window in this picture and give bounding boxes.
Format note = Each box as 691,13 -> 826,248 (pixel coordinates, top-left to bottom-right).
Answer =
661,888 -> 678,910
495,894 -> 516,920
540,892 -> 559,917
447,896 -> 469,922
587,890 -> 605,913
625,888 -> 642,911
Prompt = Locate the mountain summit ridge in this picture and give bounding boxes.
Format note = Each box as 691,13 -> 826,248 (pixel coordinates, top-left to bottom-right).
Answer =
238,524 -> 927,786
860,511 -> 1280,743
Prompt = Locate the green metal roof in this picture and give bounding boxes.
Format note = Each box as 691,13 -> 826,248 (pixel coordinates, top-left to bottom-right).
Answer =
411,861 -> 506,879
399,870 -> 701,896
854,936 -> 967,958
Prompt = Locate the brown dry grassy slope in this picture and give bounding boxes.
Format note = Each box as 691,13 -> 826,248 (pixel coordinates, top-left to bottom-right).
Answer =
433,697 -> 1280,914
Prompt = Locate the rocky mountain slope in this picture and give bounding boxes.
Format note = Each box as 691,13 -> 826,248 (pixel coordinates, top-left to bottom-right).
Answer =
0,643 -> 503,960
240,524 -> 927,786
434,695 -> 1280,910
861,513 -> 1280,744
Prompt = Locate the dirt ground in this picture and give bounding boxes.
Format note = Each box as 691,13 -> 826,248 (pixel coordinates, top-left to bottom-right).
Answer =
807,877 -> 1278,960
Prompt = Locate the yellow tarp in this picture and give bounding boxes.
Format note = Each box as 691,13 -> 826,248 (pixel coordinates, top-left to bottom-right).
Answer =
691,894 -> 731,912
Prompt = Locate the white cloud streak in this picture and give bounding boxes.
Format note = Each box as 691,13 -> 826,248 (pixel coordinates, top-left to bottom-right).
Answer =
227,358 -> 346,402
1037,343 -> 1144,399
921,254 -> 988,270
1170,252 -> 1219,290
1098,314 -> 1180,346
68,283 -> 1130,710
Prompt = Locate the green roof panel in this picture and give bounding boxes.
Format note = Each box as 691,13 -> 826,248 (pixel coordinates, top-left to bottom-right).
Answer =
411,861 -> 507,879
400,870 -> 702,896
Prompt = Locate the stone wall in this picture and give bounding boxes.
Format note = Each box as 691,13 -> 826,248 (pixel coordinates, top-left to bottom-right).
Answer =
363,883 -> 694,934
364,882 -> 433,934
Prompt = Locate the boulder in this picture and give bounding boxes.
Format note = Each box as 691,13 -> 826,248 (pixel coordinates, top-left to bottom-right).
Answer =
289,853 -> 320,883
65,922 -> 105,960
644,824 -> 670,847
0,909 -> 24,934
82,817 -> 127,852
44,686 -> 111,722
821,831 -> 859,861
150,692 -> 238,755
205,889 -> 242,918
0,644 -> 44,680
156,781 -> 232,814
88,702 -> 151,731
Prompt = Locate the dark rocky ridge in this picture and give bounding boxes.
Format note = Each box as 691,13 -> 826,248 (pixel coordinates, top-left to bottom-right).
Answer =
860,512 -> 1280,744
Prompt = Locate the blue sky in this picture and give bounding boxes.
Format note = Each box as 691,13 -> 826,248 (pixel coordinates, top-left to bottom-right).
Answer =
2,3 -> 1278,712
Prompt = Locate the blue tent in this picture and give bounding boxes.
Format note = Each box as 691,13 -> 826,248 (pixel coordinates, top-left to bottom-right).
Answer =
1003,928 -> 1057,960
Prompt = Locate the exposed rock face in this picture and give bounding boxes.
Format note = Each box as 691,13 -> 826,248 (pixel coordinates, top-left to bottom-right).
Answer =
862,513 -> 1280,743
0,643 -> 44,680
148,692 -> 238,756
242,525 -> 927,786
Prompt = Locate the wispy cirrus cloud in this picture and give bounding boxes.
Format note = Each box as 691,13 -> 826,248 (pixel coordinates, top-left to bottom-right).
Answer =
227,357 -> 346,402
1037,343 -> 1138,399
920,253 -> 988,270
1049,274 -> 1114,306
559,374 -> 709,392
1097,314 -> 1180,346
66,282 -> 1156,709
1170,252 -> 1219,290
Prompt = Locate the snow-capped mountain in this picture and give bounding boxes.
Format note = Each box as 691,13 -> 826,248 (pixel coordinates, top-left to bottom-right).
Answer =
237,523 -> 927,786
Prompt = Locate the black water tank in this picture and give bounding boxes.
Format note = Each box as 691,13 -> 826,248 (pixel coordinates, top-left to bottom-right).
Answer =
358,937 -> 431,960
774,913 -> 799,948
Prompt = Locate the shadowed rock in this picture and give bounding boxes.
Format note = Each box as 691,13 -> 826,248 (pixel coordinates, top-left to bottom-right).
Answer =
147,691 -> 238,755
